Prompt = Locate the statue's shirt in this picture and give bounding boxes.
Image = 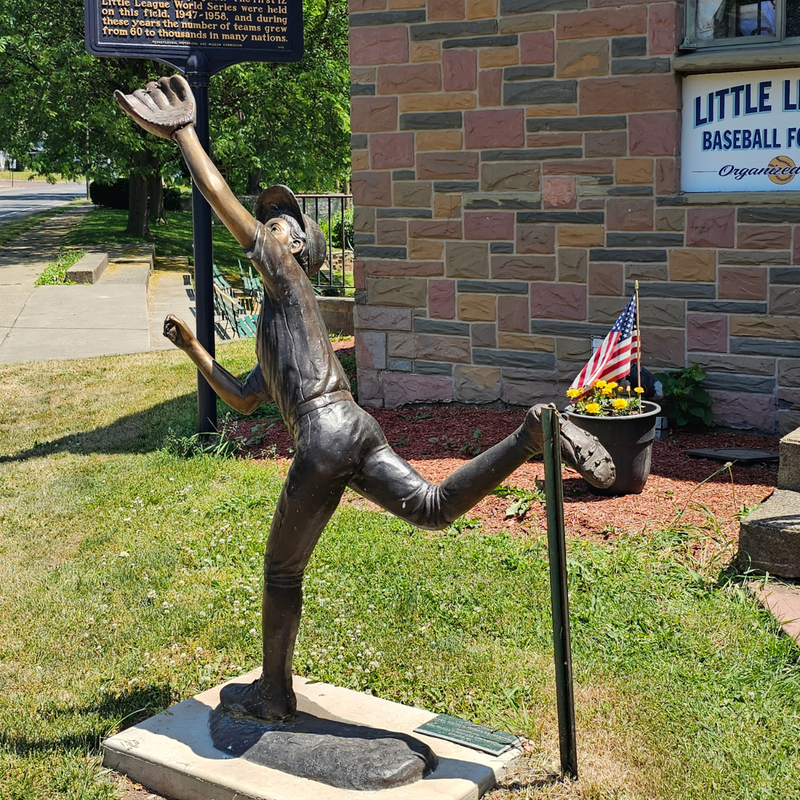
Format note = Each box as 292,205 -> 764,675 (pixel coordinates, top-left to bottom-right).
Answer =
245,221 -> 350,434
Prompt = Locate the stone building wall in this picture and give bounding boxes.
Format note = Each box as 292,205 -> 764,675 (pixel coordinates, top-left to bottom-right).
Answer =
348,0 -> 800,434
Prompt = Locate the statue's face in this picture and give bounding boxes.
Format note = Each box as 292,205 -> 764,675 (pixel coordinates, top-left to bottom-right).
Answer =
266,216 -> 303,257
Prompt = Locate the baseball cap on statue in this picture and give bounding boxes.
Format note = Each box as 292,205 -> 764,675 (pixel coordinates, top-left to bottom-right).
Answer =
254,185 -> 327,277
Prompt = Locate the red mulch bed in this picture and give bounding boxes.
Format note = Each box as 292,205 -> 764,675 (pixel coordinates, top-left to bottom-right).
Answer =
230,341 -> 778,546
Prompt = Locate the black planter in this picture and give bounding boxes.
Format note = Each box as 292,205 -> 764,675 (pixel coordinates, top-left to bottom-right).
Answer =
565,401 -> 661,496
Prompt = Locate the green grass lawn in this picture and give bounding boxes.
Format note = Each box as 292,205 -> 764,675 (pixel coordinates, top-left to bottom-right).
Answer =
0,343 -> 798,800
63,207 -> 355,295
0,170 -> 65,183
63,209 -> 245,285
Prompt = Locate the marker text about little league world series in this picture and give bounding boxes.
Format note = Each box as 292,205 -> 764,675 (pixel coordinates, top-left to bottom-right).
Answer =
694,78 -> 800,152
99,0 -> 289,44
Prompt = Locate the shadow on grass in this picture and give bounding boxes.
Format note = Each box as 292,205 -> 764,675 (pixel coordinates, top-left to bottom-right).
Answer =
492,772 -> 570,793
0,392 -> 198,464
4,684 -> 174,757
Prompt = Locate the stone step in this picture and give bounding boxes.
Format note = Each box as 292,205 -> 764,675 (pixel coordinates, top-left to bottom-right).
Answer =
748,580 -> 800,646
739,488 -> 800,578
101,260 -> 151,286
94,243 -> 155,288
778,427 -> 800,492
106,242 -> 155,270
65,252 -> 108,284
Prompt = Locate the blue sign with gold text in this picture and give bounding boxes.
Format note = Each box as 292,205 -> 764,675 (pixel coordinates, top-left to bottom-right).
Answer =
85,0 -> 303,73
682,68 -> 800,192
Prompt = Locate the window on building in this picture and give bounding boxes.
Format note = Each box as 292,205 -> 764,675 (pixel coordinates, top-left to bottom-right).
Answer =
684,0 -> 800,48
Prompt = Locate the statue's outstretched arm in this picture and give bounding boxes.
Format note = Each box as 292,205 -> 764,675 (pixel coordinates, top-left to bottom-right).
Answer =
164,316 -> 270,414
114,75 -> 257,250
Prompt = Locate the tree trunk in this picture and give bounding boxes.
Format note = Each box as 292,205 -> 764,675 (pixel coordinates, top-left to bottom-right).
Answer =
126,150 -> 150,238
246,169 -> 263,195
148,172 -> 166,224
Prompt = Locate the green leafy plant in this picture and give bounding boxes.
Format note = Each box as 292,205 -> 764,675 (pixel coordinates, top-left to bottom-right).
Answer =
492,483 -> 546,520
320,207 -> 353,249
460,428 -> 483,456
337,352 -> 357,402
399,410 -> 432,423
655,364 -> 714,428
162,427 -> 241,459
34,248 -> 85,286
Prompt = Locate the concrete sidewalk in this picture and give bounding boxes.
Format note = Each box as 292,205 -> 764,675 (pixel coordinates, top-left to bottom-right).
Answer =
0,204 -> 93,353
0,206 -> 198,364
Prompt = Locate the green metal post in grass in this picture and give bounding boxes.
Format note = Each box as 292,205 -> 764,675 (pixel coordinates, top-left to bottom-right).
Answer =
542,407 -> 578,779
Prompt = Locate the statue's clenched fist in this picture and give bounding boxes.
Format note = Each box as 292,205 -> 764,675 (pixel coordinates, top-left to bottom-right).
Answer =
114,75 -> 196,140
163,314 -> 195,350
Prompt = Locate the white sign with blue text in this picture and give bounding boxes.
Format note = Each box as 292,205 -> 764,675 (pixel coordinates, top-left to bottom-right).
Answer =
682,67 -> 800,192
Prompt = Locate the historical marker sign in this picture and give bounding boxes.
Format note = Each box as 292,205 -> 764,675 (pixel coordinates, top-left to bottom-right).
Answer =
85,0 -> 303,73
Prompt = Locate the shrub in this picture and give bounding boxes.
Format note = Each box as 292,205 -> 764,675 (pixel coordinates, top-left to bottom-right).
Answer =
654,364 -> 714,428
320,207 -> 353,249
89,178 -> 129,209
164,187 -> 182,212
90,181 -> 182,213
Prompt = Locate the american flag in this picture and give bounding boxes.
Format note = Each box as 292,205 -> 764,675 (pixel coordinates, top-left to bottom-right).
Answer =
569,294 -> 639,393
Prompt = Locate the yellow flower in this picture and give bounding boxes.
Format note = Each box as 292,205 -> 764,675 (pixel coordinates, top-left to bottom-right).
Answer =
566,388 -> 580,398
612,398 -> 627,410
602,387 -> 613,396
617,385 -> 625,393
585,402 -> 601,414
606,381 -> 618,390
634,386 -> 645,394
593,380 -> 607,390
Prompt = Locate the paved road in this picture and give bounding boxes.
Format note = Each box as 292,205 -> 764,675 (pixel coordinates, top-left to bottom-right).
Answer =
0,180 -> 87,225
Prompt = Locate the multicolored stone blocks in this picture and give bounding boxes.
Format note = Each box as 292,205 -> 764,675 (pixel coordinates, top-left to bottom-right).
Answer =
349,0 -> 800,433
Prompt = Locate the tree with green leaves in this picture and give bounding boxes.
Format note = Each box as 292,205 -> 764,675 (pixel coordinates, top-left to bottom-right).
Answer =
0,0 -> 349,236
0,0 -> 176,235
211,0 -> 351,195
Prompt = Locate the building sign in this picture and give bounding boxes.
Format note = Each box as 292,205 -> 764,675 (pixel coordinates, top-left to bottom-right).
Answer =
85,0 -> 303,73
682,67 -> 800,192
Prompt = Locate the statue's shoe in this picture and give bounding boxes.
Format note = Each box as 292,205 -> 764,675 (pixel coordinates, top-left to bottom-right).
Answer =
219,678 -> 296,723
557,412 -> 615,489
523,404 -> 615,489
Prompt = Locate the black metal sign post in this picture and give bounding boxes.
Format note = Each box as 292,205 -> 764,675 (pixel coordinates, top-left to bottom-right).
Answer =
84,0 -> 303,433
185,52 -> 216,433
542,407 -> 578,779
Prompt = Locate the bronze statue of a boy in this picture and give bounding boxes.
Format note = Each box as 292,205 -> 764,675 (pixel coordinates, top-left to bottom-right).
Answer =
115,75 -> 614,724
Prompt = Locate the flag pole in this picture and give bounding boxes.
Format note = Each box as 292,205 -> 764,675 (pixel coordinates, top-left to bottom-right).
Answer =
634,280 -> 642,414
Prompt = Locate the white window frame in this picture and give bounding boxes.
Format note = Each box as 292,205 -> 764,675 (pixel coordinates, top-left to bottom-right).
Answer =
682,0 -> 800,49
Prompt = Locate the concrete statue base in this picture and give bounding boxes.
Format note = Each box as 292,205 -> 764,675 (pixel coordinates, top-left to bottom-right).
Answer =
102,670 -> 523,800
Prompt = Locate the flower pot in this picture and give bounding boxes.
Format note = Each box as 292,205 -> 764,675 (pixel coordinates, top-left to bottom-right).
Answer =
565,401 -> 661,496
